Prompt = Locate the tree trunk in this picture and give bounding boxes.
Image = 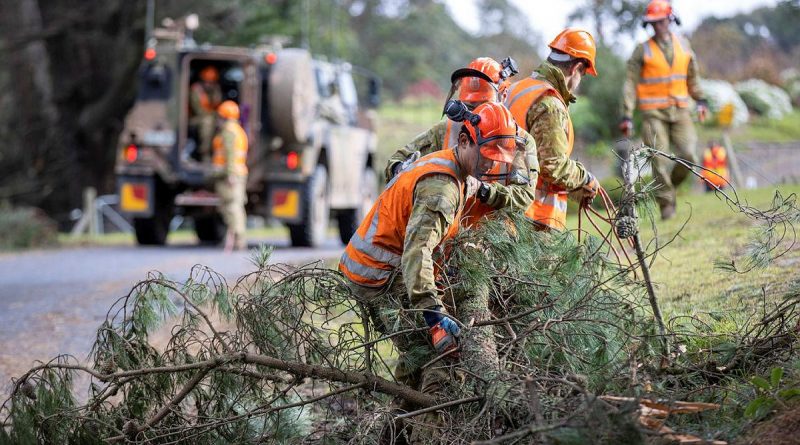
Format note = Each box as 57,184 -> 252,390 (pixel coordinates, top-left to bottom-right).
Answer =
0,0 -> 145,224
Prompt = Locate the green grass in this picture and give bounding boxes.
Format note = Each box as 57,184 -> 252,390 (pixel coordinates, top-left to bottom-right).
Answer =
698,110 -> 800,146
375,99 -> 443,177
566,184 -> 800,316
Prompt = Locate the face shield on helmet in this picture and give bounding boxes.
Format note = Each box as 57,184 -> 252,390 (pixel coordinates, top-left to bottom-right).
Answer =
443,57 -> 520,111
444,100 -> 522,169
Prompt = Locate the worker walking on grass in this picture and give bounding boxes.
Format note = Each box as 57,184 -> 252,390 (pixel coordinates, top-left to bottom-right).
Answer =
385,57 -> 539,228
619,0 -> 709,220
504,28 -> 601,231
191,66 -> 223,161
340,102 -> 518,422
212,100 -> 249,252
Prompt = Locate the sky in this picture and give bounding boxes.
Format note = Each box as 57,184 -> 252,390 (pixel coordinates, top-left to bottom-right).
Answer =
445,0 -> 781,56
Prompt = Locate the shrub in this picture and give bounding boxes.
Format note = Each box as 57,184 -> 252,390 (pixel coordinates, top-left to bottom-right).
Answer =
0,207 -> 58,250
735,78 -> 793,120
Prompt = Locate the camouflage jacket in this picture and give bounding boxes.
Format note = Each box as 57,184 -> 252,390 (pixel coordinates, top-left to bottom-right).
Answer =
524,62 -> 589,191
385,119 -> 539,210
622,33 -> 706,120
402,173 -> 462,309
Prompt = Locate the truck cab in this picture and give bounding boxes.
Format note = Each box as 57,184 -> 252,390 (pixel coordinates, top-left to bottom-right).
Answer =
116,24 -> 379,247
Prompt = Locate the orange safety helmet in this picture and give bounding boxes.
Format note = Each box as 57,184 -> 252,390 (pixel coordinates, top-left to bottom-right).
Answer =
199,66 -> 219,82
548,28 -> 598,76
462,102 -> 519,164
217,100 -> 240,120
644,0 -> 673,22
459,57 -> 502,103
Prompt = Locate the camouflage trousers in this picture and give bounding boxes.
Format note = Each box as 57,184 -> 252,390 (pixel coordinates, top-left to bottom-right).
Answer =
215,175 -> 247,244
191,114 -> 216,161
641,107 -> 698,208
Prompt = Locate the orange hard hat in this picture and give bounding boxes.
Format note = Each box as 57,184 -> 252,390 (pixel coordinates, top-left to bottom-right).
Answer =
548,28 -> 598,76
459,57 -> 502,103
200,66 -> 219,82
217,100 -> 240,120
464,102 -> 519,164
644,0 -> 673,22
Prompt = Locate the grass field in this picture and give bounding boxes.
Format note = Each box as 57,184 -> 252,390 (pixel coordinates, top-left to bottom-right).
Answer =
566,184 -> 800,317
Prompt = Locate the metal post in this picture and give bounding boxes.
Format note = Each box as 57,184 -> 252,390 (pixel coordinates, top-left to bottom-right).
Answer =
721,128 -> 745,188
85,187 -> 98,236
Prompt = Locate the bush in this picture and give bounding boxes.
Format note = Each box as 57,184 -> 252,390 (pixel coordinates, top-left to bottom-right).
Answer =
735,79 -> 793,120
0,207 -> 58,250
699,79 -> 750,127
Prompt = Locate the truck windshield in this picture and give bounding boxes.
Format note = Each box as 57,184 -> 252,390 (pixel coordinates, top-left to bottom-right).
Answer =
138,63 -> 172,100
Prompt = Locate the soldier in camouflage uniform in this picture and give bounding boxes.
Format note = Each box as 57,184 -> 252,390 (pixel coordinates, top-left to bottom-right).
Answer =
340,103 -> 520,418
190,66 -> 224,162
212,101 -> 249,252
385,57 -> 539,226
620,0 -> 708,220
504,29 -> 601,230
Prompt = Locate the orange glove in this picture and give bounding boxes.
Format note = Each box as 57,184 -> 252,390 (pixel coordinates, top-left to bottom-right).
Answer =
430,324 -> 458,354
619,117 -> 633,137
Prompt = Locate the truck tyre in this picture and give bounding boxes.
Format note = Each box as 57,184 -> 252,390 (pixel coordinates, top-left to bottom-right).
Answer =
288,164 -> 330,247
337,167 -> 377,245
133,185 -> 173,246
194,214 -> 226,244
269,49 -> 319,144
133,212 -> 170,246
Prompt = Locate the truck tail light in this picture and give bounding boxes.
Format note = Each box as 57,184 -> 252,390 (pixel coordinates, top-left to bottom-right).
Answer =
286,151 -> 299,170
144,48 -> 157,61
125,144 -> 139,163
265,52 -> 278,64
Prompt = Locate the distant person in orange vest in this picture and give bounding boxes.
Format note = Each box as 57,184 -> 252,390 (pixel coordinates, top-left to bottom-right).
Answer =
213,101 -> 249,252
701,142 -> 729,192
339,102 -> 518,405
620,0 -> 709,220
503,28 -> 601,231
191,66 -> 223,161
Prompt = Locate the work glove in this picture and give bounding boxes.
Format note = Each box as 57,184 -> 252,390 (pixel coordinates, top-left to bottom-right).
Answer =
579,172 -> 599,207
696,99 -> 709,123
423,306 -> 460,354
464,176 -> 482,199
619,117 -> 634,137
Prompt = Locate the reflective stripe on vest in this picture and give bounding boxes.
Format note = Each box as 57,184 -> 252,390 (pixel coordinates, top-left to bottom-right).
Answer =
212,120 -> 249,176
505,77 -> 574,230
339,150 -> 463,288
636,33 -> 692,110
441,120 -> 463,151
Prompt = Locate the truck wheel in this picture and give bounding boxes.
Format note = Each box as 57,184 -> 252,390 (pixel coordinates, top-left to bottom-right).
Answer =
337,167 -> 377,245
194,214 -> 226,244
288,164 -> 330,247
133,213 -> 170,245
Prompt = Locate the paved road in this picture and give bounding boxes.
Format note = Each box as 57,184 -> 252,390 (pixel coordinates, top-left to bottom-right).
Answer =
0,238 -> 344,390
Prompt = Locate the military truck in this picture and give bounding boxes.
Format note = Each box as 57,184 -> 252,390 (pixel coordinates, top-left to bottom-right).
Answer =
116,23 -> 380,248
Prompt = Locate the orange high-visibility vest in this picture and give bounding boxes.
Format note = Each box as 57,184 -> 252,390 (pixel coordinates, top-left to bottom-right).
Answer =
636,33 -> 692,110
212,120 -> 249,176
339,150 -> 463,288
505,77 -> 574,230
701,145 -> 729,188
191,83 -> 218,113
